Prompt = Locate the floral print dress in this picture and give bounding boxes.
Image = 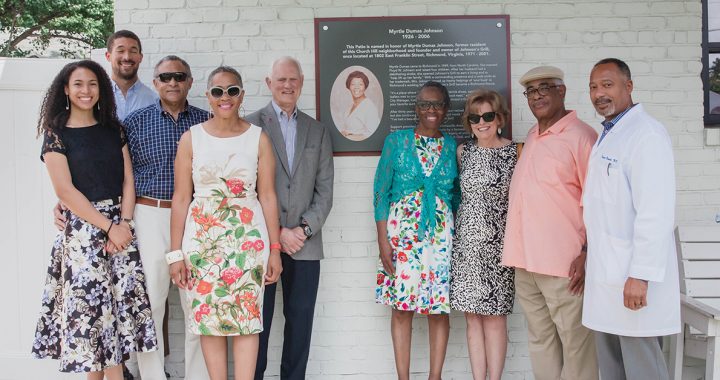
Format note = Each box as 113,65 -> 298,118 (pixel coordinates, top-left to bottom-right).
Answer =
33,127 -> 157,373
375,133 -> 453,314
182,124 -> 269,336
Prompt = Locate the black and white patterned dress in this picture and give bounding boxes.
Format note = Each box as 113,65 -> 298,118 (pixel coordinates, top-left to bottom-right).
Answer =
450,142 -> 517,315
32,126 -> 157,372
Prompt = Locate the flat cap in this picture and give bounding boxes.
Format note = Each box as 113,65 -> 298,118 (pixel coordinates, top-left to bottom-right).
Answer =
519,65 -> 564,87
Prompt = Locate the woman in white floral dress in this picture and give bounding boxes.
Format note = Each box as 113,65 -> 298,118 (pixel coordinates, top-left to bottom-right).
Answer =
169,66 -> 282,380
374,81 -> 459,380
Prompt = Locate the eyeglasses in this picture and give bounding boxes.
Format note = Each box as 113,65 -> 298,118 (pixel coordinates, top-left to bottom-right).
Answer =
209,86 -> 243,99
467,112 -> 497,124
523,84 -> 560,98
416,100 -> 446,111
156,72 -> 188,83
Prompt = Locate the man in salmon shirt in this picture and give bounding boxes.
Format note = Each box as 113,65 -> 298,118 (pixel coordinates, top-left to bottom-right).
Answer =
502,65 -> 599,380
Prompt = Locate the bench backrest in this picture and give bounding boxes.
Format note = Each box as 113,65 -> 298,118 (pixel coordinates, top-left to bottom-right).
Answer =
675,225 -> 720,311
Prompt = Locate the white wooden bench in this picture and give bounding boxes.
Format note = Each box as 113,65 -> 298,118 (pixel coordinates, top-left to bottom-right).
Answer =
669,225 -> 720,380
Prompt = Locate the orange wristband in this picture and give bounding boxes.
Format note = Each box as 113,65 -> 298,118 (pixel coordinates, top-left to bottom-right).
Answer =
270,243 -> 281,250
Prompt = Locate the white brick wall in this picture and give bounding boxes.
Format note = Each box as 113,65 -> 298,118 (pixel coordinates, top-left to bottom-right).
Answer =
116,1 -> 719,379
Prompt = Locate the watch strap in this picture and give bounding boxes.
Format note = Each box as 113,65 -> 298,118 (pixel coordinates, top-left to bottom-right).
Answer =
301,222 -> 312,238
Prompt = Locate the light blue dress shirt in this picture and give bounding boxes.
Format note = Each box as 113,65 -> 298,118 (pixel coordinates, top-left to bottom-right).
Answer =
271,100 -> 298,171
112,79 -> 158,121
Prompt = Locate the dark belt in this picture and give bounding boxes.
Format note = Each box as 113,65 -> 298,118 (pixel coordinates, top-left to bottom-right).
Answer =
137,196 -> 172,208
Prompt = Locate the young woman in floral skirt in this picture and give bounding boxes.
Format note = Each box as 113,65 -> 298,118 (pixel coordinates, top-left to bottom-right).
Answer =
32,60 -> 157,380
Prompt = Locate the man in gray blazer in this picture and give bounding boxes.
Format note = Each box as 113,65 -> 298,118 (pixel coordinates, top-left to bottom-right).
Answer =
247,56 -> 334,380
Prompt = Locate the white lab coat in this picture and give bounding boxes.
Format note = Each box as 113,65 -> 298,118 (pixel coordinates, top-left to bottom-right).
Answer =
581,104 -> 680,337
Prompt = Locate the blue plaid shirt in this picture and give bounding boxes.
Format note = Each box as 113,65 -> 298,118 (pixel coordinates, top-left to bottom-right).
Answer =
123,100 -> 209,199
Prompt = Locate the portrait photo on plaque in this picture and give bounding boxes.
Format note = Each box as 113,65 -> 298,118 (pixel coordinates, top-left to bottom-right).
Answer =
316,15 -> 511,155
330,66 -> 384,142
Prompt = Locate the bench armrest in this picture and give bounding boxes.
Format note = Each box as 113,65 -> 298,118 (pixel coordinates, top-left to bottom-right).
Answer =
681,293 -> 720,321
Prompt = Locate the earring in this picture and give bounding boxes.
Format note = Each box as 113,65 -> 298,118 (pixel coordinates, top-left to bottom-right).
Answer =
239,105 -> 246,118
65,95 -> 69,110
498,127 -> 503,135
96,101 -> 100,111
208,109 -> 213,119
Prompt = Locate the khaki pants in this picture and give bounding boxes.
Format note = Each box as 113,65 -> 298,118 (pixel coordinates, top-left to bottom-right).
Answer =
515,268 -> 598,380
134,204 -> 209,380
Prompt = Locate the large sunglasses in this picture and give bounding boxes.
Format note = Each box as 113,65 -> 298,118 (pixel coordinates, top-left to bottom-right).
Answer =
156,72 -> 188,83
209,86 -> 243,99
467,112 -> 497,124
416,100 -> 446,111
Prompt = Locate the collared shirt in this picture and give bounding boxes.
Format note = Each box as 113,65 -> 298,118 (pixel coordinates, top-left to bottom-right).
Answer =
112,79 -> 158,121
501,111 -> 599,277
123,100 -> 209,199
271,100 -> 298,170
597,104 -> 636,145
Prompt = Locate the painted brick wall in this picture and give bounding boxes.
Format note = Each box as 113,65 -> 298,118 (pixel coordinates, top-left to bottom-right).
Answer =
116,1 -> 717,379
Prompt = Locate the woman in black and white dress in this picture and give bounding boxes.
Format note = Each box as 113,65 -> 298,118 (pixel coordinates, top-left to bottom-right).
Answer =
450,89 -> 517,380
31,60 -> 157,379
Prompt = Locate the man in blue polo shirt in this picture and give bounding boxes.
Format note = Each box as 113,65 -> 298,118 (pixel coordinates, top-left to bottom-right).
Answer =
106,30 -> 160,380
105,30 -> 157,121
123,55 -> 209,380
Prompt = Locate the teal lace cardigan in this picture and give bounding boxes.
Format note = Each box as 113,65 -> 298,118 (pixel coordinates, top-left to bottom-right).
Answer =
373,129 -> 460,239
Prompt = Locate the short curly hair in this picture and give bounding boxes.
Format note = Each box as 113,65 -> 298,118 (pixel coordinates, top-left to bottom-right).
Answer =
207,66 -> 243,89
345,71 -> 369,89
416,81 -> 451,110
461,88 -> 509,137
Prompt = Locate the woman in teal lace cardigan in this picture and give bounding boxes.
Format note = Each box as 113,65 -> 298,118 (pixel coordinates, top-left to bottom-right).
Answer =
373,81 -> 459,380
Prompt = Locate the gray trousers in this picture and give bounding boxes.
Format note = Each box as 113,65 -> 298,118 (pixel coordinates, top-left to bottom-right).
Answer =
594,331 -> 669,380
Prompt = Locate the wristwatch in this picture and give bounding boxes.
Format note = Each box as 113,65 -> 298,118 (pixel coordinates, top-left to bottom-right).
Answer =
300,220 -> 313,238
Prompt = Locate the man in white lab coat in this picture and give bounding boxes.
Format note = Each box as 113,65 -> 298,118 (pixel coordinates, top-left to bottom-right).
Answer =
582,58 -> 680,380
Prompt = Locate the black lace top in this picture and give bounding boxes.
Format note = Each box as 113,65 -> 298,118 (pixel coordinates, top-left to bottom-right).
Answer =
41,124 -> 126,201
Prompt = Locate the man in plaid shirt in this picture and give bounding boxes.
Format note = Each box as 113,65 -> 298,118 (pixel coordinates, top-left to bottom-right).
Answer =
122,55 -> 209,380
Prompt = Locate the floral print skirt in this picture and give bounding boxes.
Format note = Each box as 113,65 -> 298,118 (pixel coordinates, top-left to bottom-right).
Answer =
375,191 -> 453,314
182,196 -> 269,336
32,198 -> 157,373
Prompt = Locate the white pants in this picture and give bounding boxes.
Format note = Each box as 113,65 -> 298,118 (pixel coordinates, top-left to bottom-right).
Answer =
134,204 -> 209,380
